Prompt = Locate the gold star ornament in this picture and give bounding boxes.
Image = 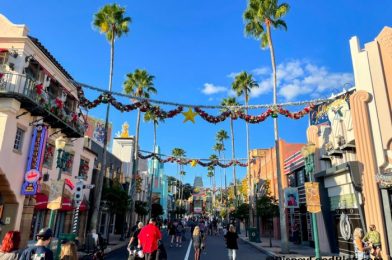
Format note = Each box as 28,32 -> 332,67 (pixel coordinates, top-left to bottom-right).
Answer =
190,160 -> 198,167
182,107 -> 197,123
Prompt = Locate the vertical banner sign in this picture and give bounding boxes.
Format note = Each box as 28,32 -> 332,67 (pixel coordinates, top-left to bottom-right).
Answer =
47,180 -> 65,210
21,126 -> 48,195
305,182 -> 321,213
284,187 -> 299,208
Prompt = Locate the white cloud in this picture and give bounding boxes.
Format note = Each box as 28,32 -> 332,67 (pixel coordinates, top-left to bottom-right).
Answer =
201,83 -> 228,95
252,67 -> 270,76
227,72 -> 240,79
203,59 -> 353,102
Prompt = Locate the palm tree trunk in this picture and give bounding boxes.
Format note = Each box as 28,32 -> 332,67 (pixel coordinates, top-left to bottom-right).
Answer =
245,92 -> 252,226
266,22 -> 288,253
230,118 -> 238,205
131,108 -> 141,224
148,122 -> 157,218
90,35 -> 115,233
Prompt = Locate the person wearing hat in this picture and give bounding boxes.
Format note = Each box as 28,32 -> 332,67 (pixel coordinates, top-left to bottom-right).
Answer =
19,227 -> 54,260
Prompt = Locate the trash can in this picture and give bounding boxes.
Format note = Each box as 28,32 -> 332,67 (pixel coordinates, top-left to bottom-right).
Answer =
248,227 -> 261,243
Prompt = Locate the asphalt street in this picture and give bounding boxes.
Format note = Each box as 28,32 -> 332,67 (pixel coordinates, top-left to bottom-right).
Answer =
105,231 -> 269,260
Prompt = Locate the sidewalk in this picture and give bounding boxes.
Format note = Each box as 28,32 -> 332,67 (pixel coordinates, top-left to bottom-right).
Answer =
238,233 -> 338,259
78,234 -> 128,259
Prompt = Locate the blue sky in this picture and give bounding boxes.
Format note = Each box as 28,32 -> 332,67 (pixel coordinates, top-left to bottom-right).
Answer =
2,0 -> 391,187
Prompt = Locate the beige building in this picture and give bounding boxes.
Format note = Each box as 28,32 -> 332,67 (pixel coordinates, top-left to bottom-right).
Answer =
347,26 -> 392,259
0,14 -> 95,246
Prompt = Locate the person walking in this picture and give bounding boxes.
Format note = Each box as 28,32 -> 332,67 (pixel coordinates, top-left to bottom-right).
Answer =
193,226 -> 203,260
60,240 -> 77,260
0,231 -> 21,260
363,224 -> 382,259
353,227 -> 370,260
168,222 -> 176,248
128,222 -> 144,260
19,227 -> 54,260
224,224 -> 239,260
175,221 -> 184,247
138,218 -> 162,260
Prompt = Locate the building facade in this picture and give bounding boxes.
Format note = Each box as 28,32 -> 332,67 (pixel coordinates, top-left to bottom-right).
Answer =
248,140 -> 304,239
0,14 -> 95,247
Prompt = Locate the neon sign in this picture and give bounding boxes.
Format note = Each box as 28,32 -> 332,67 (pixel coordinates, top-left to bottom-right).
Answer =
21,126 -> 48,195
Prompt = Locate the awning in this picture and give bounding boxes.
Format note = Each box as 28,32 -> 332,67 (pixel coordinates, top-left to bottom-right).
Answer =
0,48 -> 8,53
34,193 -> 74,211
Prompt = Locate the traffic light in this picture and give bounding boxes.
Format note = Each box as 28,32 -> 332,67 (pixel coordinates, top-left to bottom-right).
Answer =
74,181 -> 84,205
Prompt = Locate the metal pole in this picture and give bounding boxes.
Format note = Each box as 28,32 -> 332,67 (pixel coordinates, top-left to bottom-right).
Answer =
308,156 -> 320,259
72,205 -> 80,234
49,153 -> 63,229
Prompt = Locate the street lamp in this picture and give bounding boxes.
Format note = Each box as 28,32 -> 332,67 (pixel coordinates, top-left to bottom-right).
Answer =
48,137 -> 71,229
301,143 -> 320,259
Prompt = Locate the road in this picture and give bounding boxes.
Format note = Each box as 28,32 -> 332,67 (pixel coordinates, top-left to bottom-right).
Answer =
105,231 -> 269,260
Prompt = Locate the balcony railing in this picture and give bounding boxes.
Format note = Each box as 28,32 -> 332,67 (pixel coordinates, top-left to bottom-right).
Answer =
0,72 -> 85,138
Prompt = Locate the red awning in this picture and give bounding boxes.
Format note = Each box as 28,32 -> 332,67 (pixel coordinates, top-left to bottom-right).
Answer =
34,193 -> 74,211
35,193 -> 48,210
0,48 -> 8,53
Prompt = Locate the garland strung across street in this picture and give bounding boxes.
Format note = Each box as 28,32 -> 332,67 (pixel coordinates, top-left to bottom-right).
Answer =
137,151 -> 254,168
73,84 -> 316,124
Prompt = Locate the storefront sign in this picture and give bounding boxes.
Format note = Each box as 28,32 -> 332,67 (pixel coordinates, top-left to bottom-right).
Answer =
47,180 -> 65,210
21,126 -> 48,195
305,182 -> 321,213
310,91 -> 353,126
284,187 -> 299,208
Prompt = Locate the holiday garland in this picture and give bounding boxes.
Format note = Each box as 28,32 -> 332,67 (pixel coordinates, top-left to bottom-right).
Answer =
34,83 -> 86,133
75,84 -> 314,123
137,151 -> 254,168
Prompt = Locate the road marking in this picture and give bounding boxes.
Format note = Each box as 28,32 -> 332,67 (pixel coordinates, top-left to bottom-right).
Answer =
184,239 -> 192,260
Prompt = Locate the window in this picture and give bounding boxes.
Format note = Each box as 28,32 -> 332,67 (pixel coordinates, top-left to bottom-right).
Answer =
64,153 -> 74,174
78,158 -> 89,180
13,127 -> 25,152
42,142 -> 55,169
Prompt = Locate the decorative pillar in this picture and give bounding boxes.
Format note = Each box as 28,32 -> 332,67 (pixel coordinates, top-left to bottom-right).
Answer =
350,90 -> 389,259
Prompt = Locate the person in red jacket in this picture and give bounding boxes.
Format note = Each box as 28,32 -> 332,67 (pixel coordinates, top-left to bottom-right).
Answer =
138,218 -> 162,260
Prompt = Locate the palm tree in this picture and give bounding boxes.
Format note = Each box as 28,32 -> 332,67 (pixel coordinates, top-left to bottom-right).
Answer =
124,69 -> 156,223
231,72 -> 258,199
90,4 -> 131,233
172,148 -> 186,205
144,107 -> 164,217
209,154 -> 219,209
221,97 -> 240,205
244,0 -> 290,253
232,72 -> 258,234
207,166 -> 214,186
179,170 -> 186,205
216,129 -> 229,208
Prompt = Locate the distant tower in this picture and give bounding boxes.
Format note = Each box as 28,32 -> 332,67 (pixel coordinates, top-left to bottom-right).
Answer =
194,176 -> 203,188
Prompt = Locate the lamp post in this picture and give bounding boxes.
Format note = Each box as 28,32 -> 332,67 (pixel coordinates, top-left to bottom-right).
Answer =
301,143 -> 320,259
48,136 -> 70,229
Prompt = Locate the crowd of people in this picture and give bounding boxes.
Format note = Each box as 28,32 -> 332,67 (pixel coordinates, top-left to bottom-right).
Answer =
0,215 -> 384,259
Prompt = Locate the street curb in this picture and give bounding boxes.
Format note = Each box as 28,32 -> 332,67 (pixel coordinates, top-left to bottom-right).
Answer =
238,236 -> 278,258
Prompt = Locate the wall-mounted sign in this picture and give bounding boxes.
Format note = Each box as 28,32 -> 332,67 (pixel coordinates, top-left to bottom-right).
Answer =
47,180 -> 65,210
21,126 -> 48,195
310,91 -> 353,126
284,187 -> 299,208
305,182 -> 321,213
